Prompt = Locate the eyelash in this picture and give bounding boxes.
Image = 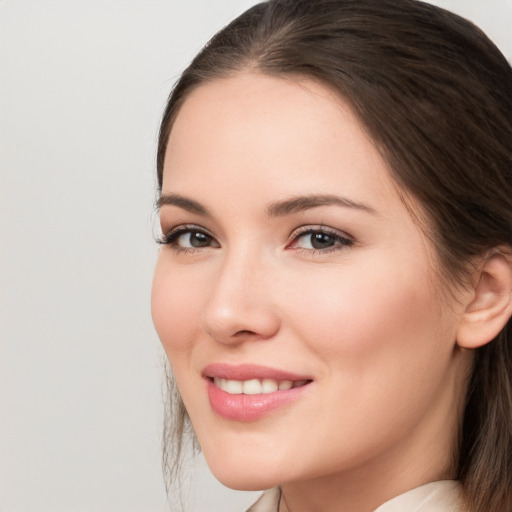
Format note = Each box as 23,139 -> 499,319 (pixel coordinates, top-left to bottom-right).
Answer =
157,224 -> 354,254
157,224 -> 217,253
287,226 -> 354,254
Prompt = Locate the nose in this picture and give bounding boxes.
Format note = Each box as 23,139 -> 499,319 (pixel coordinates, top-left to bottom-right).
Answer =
201,250 -> 281,345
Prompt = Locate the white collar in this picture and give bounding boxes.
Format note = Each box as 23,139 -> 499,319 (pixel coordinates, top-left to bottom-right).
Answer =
375,480 -> 462,512
246,480 -> 463,512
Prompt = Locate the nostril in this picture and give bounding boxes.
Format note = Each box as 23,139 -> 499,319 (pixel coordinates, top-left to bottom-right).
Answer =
234,329 -> 257,337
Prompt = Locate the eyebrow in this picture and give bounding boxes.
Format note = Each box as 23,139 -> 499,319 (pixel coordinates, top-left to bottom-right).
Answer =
157,193 -> 377,217
157,194 -> 210,216
267,194 -> 377,217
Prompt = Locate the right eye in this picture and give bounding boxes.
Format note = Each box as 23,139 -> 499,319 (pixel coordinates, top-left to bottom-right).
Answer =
159,225 -> 220,251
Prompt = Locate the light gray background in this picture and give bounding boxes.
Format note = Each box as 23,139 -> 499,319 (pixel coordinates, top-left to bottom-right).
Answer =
0,1 -> 511,511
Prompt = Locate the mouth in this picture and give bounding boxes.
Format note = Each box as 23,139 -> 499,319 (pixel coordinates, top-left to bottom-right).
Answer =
203,363 -> 313,421
211,377 -> 311,395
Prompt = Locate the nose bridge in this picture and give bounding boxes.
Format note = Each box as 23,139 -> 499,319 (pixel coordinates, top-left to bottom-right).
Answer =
201,243 -> 280,343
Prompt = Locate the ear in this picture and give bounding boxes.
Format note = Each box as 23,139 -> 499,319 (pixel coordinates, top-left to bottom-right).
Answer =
457,250 -> 512,349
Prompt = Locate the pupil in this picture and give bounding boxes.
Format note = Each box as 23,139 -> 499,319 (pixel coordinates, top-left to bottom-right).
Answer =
191,232 -> 209,247
312,232 -> 334,249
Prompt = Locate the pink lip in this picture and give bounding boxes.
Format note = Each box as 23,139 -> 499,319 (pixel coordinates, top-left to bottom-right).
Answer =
203,363 -> 313,422
202,363 -> 310,381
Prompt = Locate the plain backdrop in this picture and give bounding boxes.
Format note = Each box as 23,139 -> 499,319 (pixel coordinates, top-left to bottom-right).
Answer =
0,1 -> 511,511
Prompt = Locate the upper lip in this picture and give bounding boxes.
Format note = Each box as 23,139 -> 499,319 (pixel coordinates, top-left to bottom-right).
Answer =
202,363 -> 312,382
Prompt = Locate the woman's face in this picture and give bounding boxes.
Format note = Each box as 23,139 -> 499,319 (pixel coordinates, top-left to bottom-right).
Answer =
152,73 -> 470,494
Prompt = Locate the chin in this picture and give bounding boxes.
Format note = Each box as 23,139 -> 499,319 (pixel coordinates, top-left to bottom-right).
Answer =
211,468 -> 279,492
202,449 -> 284,491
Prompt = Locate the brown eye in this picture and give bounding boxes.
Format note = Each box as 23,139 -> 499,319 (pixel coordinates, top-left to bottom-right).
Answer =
292,228 -> 353,252
309,232 -> 336,249
159,225 -> 220,250
181,231 -> 211,247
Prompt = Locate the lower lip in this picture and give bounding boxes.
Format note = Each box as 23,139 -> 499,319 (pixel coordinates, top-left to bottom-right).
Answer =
207,380 -> 311,422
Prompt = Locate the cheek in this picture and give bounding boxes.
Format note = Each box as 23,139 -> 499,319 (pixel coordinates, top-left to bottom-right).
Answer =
151,256 -> 204,357
278,259 -> 458,466
285,256 -> 449,371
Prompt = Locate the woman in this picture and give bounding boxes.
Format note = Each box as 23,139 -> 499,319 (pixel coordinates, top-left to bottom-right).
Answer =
151,0 -> 512,511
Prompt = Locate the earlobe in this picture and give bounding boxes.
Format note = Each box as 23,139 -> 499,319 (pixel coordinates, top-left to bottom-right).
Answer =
457,250 -> 512,349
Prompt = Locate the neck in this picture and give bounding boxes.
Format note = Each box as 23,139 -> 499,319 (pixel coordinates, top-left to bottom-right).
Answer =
279,470 -> 454,512
277,423 -> 456,512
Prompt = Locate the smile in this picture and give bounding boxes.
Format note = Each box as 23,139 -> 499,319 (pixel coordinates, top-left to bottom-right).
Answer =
203,364 -> 313,421
213,377 -> 310,395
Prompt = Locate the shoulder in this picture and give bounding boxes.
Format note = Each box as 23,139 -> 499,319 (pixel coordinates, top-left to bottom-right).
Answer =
245,488 -> 280,512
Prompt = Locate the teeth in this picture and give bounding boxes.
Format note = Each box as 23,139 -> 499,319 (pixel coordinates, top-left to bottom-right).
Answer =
278,380 -> 293,390
214,377 -> 308,395
224,378 -> 242,394
261,378 -> 278,393
242,379 -> 262,395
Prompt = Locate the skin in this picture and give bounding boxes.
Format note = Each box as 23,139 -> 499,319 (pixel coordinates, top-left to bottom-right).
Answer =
151,73 -> 475,512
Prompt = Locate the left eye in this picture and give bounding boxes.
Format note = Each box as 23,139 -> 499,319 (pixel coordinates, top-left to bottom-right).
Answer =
158,226 -> 220,250
176,231 -> 213,248
291,229 -> 353,251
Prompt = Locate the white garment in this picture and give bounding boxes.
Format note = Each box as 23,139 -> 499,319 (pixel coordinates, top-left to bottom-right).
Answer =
246,480 -> 464,512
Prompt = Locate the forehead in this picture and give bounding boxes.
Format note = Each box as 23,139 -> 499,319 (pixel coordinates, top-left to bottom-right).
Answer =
163,72 -> 398,205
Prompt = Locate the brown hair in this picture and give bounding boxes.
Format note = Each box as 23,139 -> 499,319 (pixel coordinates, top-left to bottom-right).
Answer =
156,1 -> 512,510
